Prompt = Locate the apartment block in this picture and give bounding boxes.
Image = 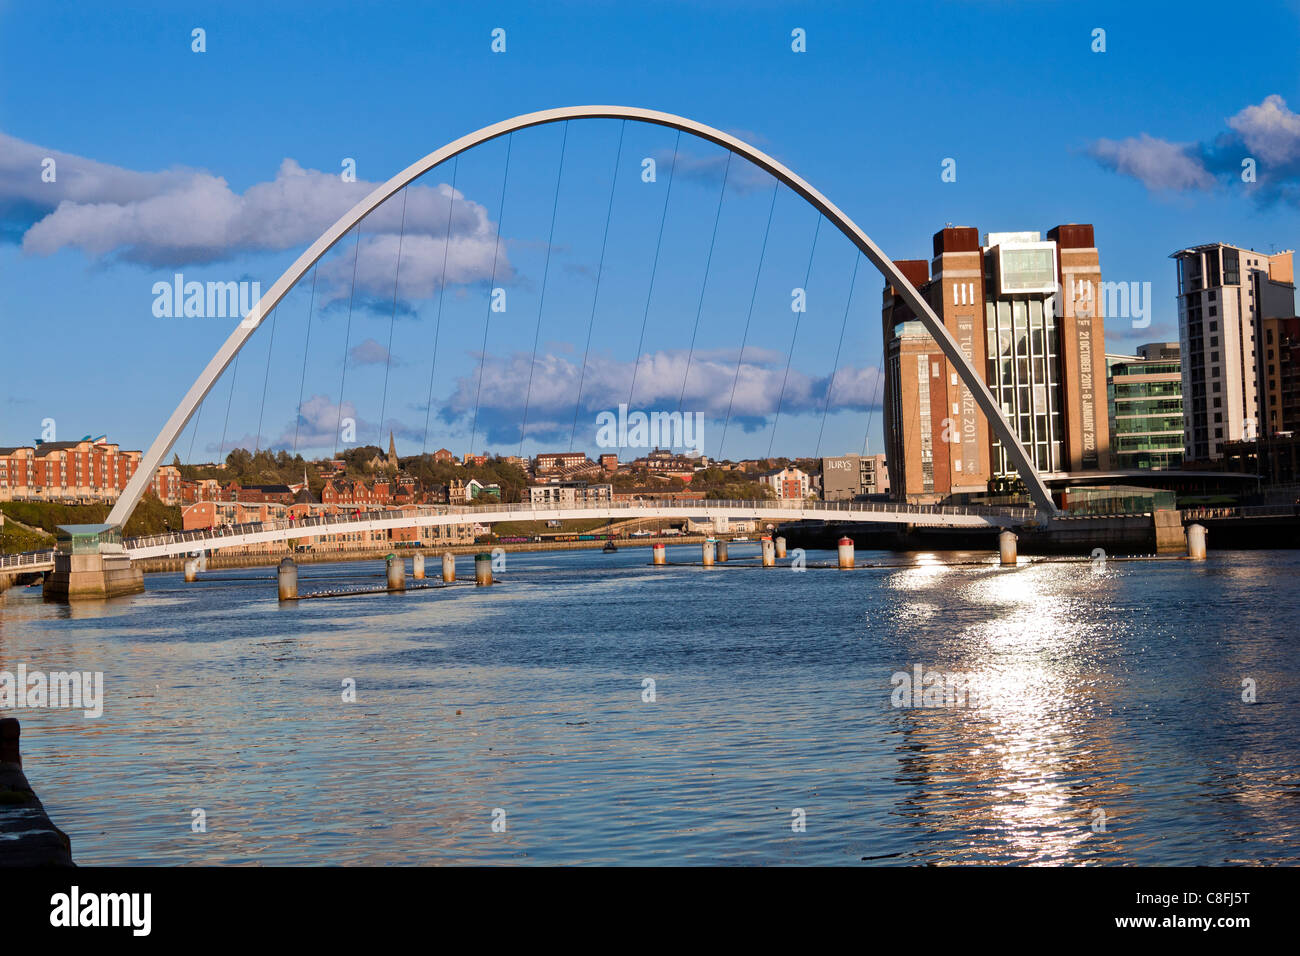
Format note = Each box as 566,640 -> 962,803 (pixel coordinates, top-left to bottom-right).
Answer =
1106,343 -> 1184,470
1257,315 -> 1300,436
758,466 -> 810,500
0,438 -> 180,505
527,481 -> 614,506
1170,243 -> 1295,460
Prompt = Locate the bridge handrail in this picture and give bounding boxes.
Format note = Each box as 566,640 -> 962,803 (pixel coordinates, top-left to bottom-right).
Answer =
0,548 -> 56,570
121,498 -> 1038,553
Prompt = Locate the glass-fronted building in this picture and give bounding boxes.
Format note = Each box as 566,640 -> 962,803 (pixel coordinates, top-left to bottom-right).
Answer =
985,294 -> 1065,476
1105,343 -> 1184,470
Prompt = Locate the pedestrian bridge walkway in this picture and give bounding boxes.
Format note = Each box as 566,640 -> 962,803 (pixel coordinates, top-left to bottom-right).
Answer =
123,498 -> 1037,561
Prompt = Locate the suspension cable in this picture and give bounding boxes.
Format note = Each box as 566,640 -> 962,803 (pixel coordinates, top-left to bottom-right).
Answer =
862,352 -> 885,456
767,215 -> 821,458
519,123 -> 569,457
627,129 -> 681,408
815,254 -> 861,458
570,120 -> 627,451
676,150 -> 732,415
378,188 -> 409,446
469,132 -> 514,457
332,223 -> 363,458
186,399 -> 204,466
422,157 -> 460,455
218,352 -> 240,463
254,306 -> 278,456
293,264 -> 319,457
720,180 -> 779,458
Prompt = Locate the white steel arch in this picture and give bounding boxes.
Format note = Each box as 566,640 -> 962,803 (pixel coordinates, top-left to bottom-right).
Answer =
107,105 -> 1056,526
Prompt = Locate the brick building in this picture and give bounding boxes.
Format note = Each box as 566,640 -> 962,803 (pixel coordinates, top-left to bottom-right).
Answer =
883,224 -> 1112,502
0,438 -> 180,505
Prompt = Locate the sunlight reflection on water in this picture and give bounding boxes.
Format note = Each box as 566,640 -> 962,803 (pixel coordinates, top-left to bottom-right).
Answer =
1,545 -> 1297,865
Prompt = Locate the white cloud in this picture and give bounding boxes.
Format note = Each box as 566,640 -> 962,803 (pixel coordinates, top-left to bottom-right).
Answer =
1088,133 -> 1214,191
443,347 -> 882,422
1088,95 -> 1300,206
1227,94 -> 1300,166
3,131 -> 510,297
348,338 -> 392,367
273,393 -> 362,451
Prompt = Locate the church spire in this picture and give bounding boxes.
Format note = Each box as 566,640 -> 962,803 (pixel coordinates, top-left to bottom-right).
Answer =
387,431 -> 399,469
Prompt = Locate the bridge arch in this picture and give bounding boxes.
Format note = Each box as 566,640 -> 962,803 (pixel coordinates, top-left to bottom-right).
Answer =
106,105 -> 1055,526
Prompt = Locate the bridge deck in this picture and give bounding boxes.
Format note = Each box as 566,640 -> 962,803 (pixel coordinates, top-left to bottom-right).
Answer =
0,500 -> 1042,569
121,499 -> 1036,561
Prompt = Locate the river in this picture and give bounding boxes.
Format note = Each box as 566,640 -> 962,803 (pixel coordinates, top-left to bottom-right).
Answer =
1,544 -> 1296,865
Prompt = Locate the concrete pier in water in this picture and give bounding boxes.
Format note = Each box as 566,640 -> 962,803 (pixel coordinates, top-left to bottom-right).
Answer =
386,554 -> 406,592
837,536 -> 854,569
278,557 -> 298,600
413,552 -> 425,579
716,539 -> 729,563
999,530 -> 1018,566
775,536 -> 787,559
442,552 -> 456,582
475,553 -> 493,586
652,543 -> 666,565
761,537 -> 775,567
43,552 -> 143,602
702,539 -> 716,567
1187,523 -> 1208,560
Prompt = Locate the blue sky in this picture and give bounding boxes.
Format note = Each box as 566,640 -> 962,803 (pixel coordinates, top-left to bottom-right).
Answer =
3,0 -> 1299,464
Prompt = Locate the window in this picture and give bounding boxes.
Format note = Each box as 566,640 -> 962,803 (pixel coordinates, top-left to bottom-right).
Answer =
1223,248 -> 1240,285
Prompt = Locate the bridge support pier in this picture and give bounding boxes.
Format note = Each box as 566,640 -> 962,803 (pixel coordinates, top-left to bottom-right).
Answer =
413,553 -> 425,579
999,531 -> 1018,566
386,554 -> 406,592
775,536 -> 787,559
442,552 -> 456,582
761,537 -> 775,567
652,543 -> 666,565
278,558 -> 298,600
43,552 -> 143,602
1154,509 -> 1187,554
1187,523 -> 1208,561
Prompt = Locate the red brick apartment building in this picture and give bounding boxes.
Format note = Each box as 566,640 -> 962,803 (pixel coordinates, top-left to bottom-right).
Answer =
0,438 -> 180,504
